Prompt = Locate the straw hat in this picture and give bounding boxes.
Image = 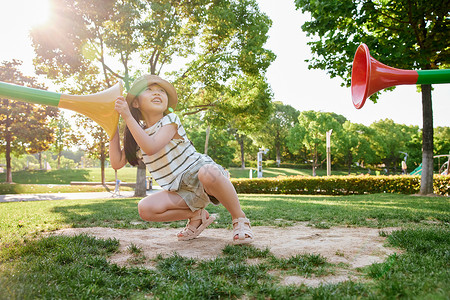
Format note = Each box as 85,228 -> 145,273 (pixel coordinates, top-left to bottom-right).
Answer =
125,74 -> 178,112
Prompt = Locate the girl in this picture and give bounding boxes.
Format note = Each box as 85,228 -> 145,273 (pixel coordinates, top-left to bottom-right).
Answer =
109,74 -> 253,244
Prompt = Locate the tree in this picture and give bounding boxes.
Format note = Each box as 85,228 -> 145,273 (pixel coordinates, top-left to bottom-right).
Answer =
434,127 -> 450,173
184,114 -> 236,167
0,60 -> 58,183
287,111 -> 342,176
404,127 -> 423,172
334,121 -> 375,174
369,119 -> 412,174
172,0 -> 275,114
295,0 -> 449,193
434,127 -> 450,156
171,0 -> 275,168
189,74 -> 274,168
31,0 -> 274,193
50,112 -> 76,169
221,75 -> 273,169
252,102 -> 299,166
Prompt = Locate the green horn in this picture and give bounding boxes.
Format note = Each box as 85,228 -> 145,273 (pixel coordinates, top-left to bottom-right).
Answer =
0,81 -> 61,106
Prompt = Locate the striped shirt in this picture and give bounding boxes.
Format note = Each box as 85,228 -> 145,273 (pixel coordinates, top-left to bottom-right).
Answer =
139,113 -> 211,191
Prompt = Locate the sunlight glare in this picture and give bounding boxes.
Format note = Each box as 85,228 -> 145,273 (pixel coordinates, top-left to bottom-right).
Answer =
0,0 -> 51,30
26,0 -> 51,27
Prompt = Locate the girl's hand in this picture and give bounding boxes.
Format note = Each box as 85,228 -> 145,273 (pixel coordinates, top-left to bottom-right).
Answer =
115,96 -> 132,119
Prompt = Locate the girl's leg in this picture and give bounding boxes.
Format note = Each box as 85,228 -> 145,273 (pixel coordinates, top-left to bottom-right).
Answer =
138,190 -> 196,222
198,165 -> 252,241
138,190 -> 213,238
198,164 -> 246,220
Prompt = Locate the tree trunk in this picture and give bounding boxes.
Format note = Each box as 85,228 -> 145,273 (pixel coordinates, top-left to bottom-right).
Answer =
385,160 -> 391,175
100,141 -> 106,185
312,145 -> 317,176
57,150 -> 61,169
235,134 -> 245,169
420,84 -> 434,195
5,129 -> 12,183
275,131 -> 281,167
347,151 -> 352,175
204,124 -> 210,155
275,138 -> 281,167
240,139 -> 245,168
134,160 -> 147,197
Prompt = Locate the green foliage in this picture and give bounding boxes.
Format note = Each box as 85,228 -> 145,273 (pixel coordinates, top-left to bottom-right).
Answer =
435,127 -> 450,154
30,0 -> 276,186
295,0 -> 449,194
287,111 -> 346,175
295,0 -> 449,86
189,129 -> 236,167
369,119 -> 416,173
182,114 -> 236,167
434,127 -> 450,171
232,175 -> 450,196
50,113 -> 74,167
251,102 -> 300,164
0,61 -> 59,182
404,128 -> 423,170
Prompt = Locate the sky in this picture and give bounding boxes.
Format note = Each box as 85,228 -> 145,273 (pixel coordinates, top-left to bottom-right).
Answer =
0,0 -> 448,128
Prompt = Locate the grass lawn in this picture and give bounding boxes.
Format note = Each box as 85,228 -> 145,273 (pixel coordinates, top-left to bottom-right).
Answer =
1,193 -> 449,299
0,166 -> 358,195
0,166 -> 355,185
0,167 -> 139,185
0,168 -> 138,195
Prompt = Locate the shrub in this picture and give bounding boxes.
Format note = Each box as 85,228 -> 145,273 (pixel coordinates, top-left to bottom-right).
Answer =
231,175 -> 450,196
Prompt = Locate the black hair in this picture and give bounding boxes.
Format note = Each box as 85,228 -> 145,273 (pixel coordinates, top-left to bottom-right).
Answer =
123,106 -> 142,166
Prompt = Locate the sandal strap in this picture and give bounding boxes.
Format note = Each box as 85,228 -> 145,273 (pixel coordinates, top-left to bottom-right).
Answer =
232,217 -> 250,226
178,209 -> 215,241
179,223 -> 197,235
232,217 -> 253,240
189,209 -> 206,223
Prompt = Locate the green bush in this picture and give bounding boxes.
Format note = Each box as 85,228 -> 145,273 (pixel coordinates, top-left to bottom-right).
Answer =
232,175 -> 450,196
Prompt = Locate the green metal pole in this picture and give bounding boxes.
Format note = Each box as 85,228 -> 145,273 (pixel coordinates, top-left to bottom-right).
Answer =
0,81 -> 61,106
416,69 -> 450,85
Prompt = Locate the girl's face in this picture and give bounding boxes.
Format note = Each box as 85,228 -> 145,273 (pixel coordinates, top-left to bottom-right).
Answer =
134,83 -> 169,115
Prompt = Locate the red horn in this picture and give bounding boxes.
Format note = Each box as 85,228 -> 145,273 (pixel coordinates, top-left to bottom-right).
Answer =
351,44 -> 418,109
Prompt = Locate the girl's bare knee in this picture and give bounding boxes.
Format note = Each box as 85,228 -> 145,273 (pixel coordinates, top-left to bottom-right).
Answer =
198,165 -> 222,187
138,198 -> 157,221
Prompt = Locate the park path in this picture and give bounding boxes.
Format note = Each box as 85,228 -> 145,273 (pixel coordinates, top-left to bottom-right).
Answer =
0,187 -> 161,203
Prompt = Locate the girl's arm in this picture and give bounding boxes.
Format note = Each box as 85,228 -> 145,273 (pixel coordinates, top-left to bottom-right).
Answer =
109,128 -> 127,170
125,117 -> 177,156
115,96 -> 177,156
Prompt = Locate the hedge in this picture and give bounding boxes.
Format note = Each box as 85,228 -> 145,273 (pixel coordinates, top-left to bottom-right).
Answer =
231,175 -> 450,196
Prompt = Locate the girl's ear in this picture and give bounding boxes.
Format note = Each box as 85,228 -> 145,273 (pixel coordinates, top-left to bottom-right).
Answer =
131,98 -> 139,108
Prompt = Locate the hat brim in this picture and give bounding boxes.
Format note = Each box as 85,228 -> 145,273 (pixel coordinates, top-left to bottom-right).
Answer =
125,75 -> 178,112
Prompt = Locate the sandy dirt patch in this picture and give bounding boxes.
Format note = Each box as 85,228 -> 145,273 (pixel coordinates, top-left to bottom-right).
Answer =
53,223 -> 401,287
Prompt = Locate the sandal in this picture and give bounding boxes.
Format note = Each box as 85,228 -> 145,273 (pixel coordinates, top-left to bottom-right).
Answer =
177,209 -> 215,241
232,217 -> 254,244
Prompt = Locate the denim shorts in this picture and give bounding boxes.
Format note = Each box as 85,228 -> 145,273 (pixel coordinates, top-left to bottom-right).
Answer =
175,157 -> 228,212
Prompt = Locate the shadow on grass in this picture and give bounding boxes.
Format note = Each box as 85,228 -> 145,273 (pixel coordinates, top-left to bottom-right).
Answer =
50,198 -> 151,229
233,194 -> 450,228
46,194 -> 450,230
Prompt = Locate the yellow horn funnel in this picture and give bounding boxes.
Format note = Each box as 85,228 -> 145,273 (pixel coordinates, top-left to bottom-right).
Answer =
59,81 -> 123,140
